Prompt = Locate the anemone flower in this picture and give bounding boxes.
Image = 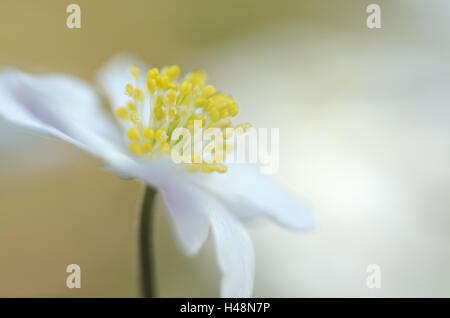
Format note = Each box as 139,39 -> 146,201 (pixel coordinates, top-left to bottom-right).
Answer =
0,55 -> 314,297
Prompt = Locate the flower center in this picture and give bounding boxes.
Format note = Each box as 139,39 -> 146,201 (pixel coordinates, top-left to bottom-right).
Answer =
116,65 -> 250,173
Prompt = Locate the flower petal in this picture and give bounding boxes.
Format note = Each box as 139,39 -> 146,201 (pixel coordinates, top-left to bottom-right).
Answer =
0,69 -> 78,144
104,156 -> 211,255
96,54 -> 148,114
133,165 -> 255,297
207,198 -> 255,298
0,69 -> 127,161
191,164 -> 315,230
159,181 -> 211,256
160,183 -> 254,297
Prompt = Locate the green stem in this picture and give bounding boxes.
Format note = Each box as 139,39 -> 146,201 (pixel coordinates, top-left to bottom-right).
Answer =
139,185 -> 157,298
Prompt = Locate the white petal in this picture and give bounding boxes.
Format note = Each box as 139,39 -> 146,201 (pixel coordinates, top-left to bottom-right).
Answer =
0,70 -> 78,145
160,182 -> 254,297
104,157 -> 210,255
0,69 -> 128,161
105,155 -> 222,250
207,201 -> 255,298
136,165 -> 255,297
159,181 -> 211,256
191,164 -> 315,230
96,53 -> 148,113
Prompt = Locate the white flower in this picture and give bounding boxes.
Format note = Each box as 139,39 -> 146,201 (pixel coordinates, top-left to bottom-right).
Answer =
0,55 -> 314,297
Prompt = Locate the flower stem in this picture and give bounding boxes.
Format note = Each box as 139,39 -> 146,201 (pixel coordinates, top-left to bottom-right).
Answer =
139,185 -> 157,298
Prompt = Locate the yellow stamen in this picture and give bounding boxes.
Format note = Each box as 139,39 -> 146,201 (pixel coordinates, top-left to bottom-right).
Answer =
144,128 -> 155,140
148,68 -> 159,79
160,142 -> 170,155
143,142 -> 153,153
155,129 -> 167,142
147,78 -> 157,92
164,65 -> 180,79
202,85 -> 216,98
115,64 -> 249,173
127,102 -> 136,111
130,111 -> 139,123
180,81 -> 192,95
187,70 -> 206,86
127,128 -> 140,142
126,84 -> 134,96
215,163 -> 227,173
134,88 -> 144,101
117,107 -> 128,119
201,165 -> 214,173
131,65 -> 140,80
168,107 -> 177,118
129,143 -> 143,157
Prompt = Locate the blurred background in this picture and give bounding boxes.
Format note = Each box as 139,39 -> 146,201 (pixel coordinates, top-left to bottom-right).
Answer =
0,0 -> 449,297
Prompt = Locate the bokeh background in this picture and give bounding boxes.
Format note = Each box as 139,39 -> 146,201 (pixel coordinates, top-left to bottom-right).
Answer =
1,0 -> 449,297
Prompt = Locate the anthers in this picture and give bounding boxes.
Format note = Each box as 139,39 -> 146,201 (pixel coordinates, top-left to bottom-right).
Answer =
116,64 -> 250,173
